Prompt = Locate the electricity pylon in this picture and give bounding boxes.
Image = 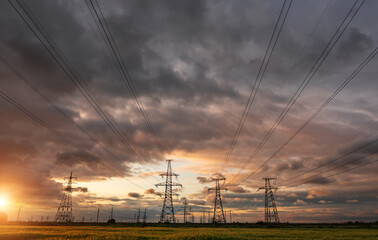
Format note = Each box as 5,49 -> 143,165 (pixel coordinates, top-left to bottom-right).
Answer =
208,177 -> 227,223
143,208 -> 147,224
55,172 -> 77,222
258,178 -> 279,223
136,208 -> 141,223
181,198 -> 192,223
156,159 -> 182,223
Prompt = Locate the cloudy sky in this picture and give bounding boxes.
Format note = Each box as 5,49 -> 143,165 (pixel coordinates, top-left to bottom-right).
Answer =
0,0 -> 377,223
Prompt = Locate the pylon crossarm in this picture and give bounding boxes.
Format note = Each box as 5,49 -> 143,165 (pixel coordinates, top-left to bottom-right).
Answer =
171,183 -> 182,187
155,183 -> 166,187
159,173 -> 179,177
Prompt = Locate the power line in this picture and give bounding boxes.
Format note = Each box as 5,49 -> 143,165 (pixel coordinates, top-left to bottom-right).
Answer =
237,146 -> 377,208
278,137 -> 378,186
229,0 -> 366,184
0,55 -> 155,187
249,0 -> 332,138
85,0 -> 167,160
0,88 -> 147,191
235,41 -> 377,185
221,0 -> 293,171
9,0 -> 159,182
283,153 -> 378,188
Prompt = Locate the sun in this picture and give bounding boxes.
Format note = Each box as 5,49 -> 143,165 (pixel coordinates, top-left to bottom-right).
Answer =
0,197 -> 7,207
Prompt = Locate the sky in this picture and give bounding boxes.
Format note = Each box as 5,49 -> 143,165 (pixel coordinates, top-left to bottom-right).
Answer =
0,0 -> 377,223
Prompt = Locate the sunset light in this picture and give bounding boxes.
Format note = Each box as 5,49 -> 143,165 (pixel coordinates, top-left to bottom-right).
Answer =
0,197 -> 7,208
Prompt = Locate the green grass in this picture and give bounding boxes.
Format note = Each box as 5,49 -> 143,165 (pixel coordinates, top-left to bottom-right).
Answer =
0,225 -> 377,240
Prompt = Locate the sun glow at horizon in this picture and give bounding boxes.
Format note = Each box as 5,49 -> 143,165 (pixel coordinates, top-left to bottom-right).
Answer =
0,197 -> 8,208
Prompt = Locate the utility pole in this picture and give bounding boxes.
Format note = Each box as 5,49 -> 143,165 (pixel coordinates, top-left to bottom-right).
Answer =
208,177 -> 227,223
96,208 -> 100,222
55,172 -> 77,222
258,178 -> 279,223
155,159 -> 182,223
16,208 -> 21,222
143,208 -> 147,224
107,207 -> 115,223
136,208 -> 141,223
229,210 -> 232,223
182,198 -> 189,223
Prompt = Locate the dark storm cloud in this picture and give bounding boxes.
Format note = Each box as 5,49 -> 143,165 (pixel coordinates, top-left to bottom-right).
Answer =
197,177 -> 213,184
304,175 -> 334,185
275,159 -> 305,172
74,187 -> 89,193
128,192 -> 142,198
229,186 -> 250,193
56,150 -> 101,167
335,28 -> 374,62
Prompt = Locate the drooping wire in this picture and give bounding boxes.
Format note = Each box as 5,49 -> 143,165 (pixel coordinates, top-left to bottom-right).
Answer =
229,0 -> 366,185
278,137 -> 378,187
282,152 -> 378,188
0,89 -> 147,191
235,40 -> 376,185
86,0 -> 168,160
221,0 -> 293,172
249,0 -> 333,139
9,0 -> 160,182
0,56 -> 155,186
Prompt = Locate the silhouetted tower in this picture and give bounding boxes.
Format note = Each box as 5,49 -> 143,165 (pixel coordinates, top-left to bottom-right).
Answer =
96,208 -> 100,222
55,172 -> 76,222
156,159 -> 182,223
143,208 -> 147,224
16,208 -> 21,222
208,177 -> 227,223
182,198 -> 190,223
258,178 -> 279,223
136,208 -> 141,223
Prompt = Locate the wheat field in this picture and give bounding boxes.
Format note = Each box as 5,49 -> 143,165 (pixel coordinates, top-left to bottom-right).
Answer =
0,225 -> 377,240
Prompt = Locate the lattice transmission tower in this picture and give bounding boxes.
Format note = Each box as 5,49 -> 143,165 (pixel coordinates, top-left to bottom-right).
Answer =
208,177 -> 227,223
181,198 -> 193,223
258,178 -> 279,223
156,159 -> 182,223
55,172 -> 77,222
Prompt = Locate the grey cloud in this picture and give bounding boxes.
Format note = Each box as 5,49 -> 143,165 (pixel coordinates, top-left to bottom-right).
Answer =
335,28 -> 373,63
230,186 -> 250,193
73,187 -> 89,193
56,150 -> 101,167
128,192 -> 142,198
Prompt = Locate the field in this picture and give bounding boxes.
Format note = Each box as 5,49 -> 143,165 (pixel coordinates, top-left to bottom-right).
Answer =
0,224 -> 377,240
